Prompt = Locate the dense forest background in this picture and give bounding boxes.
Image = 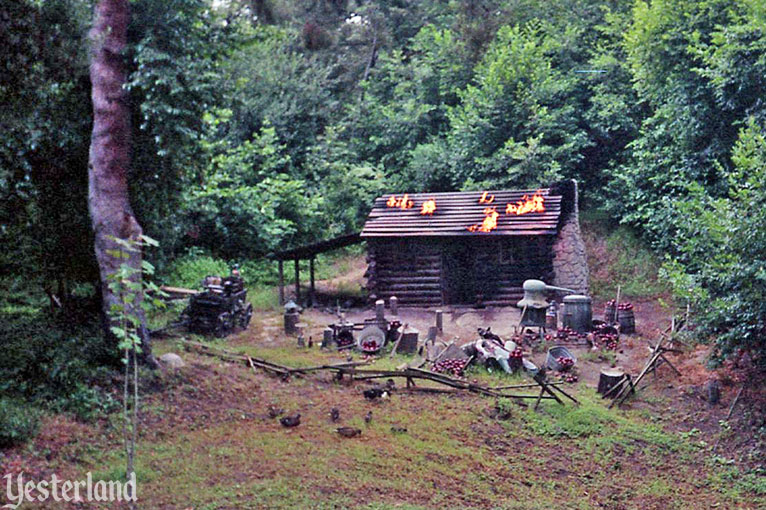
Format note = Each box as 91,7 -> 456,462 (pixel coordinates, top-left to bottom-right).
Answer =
1,0 -> 765,422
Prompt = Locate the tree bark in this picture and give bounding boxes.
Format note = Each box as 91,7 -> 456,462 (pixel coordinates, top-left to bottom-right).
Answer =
88,0 -> 156,367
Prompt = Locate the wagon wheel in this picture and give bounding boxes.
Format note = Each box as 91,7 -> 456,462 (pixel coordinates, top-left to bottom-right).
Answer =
239,303 -> 253,329
214,312 -> 233,338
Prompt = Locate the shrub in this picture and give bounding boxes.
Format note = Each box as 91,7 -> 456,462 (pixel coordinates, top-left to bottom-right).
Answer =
164,248 -> 231,289
55,383 -> 119,423
0,305 -> 118,421
0,398 -> 41,447
664,119 -> 766,367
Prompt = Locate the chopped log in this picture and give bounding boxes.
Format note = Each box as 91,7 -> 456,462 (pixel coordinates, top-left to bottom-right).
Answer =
609,374 -> 636,408
159,285 -> 199,299
602,376 -> 628,399
598,368 -> 626,395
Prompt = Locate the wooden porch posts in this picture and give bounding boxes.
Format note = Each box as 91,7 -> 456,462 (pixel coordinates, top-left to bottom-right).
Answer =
276,257 -> 315,307
294,259 -> 300,303
309,257 -> 316,307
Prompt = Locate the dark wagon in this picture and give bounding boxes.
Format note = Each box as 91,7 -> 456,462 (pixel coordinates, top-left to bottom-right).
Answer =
182,275 -> 253,337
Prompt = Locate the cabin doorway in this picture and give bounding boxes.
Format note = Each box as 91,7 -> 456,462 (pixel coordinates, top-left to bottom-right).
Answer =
442,240 -> 503,305
442,242 -> 478,305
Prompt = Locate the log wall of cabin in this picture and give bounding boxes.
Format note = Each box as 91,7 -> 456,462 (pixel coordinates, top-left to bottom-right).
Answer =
365,239 -> 442,306
365,236 -> 555,307
480,236 -> 556,306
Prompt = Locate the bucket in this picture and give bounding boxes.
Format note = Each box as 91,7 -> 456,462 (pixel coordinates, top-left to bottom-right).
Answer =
562,295 -> 592,333
617,309 -> 635,334
546,346 -> 577,371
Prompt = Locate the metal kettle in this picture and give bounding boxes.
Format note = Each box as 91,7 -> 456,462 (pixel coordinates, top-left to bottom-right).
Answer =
516,279 -> 576,309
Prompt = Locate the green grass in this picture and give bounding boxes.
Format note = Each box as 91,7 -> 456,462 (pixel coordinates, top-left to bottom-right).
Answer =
578,349 -> 617,365
76,365 -> 764,509
48,326 -> 764,510
247,285 -> 281,310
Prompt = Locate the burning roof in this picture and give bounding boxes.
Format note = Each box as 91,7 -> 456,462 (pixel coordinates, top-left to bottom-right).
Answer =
361,188 -> 562,237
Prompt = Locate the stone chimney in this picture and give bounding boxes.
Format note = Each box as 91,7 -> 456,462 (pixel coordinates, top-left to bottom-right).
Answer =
551,179 -> 589,294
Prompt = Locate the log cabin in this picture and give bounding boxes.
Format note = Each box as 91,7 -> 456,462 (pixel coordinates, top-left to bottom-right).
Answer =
361,180 -> 588,307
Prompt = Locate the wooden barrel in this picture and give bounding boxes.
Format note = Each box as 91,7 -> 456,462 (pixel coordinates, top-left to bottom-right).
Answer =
562,295 -> 592,333
603,304 -> 616,323
617,309 -> 635,334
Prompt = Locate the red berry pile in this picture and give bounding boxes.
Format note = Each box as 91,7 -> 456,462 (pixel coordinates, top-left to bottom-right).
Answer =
556,356 -> 574,371
605,300 -> 634,311
510,347 -> 523,359
337,334 -> 354,347
592,323 -> 620,350
559,372 -> 579,383
432,358 -> 470,377
553,326 -> 588,343
361,339 -> 379,352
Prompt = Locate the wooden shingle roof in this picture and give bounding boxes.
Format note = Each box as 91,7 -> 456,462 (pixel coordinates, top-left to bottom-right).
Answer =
361,188 -> 562,237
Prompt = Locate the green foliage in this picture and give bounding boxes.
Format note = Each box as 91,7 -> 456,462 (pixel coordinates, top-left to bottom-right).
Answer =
54,383 -> 119,423
127,0 -> 247,259
0,304 -> 117,410
165,249 -> 233,289
445,22 -> 589,190
613,0 -> 748,249
0,0 -> 95,286
183,113 -> 324,259
664,118 -> 766,366
0,397 -> 41,448
5,0 -> 766,370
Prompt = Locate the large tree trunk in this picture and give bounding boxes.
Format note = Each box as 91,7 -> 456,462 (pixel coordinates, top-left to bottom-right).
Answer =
88,0 -> 157,367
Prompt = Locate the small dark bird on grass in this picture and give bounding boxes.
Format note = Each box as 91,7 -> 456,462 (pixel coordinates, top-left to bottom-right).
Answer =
267,406 -> 284,419
364,411 -> 372,425
363,388 -> 388,401
330,407 -> 340,422
280,413 -> 301,428
337,427 -> 361,438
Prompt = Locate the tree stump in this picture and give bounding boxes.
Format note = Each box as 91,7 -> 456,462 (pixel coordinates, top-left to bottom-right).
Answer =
597,368 -> 625,395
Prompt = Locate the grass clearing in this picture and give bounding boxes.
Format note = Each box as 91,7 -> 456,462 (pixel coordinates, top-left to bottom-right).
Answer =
63,341 -> 764,510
